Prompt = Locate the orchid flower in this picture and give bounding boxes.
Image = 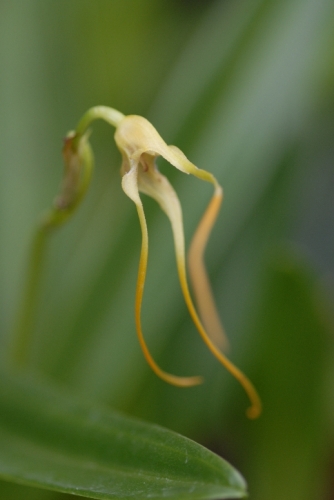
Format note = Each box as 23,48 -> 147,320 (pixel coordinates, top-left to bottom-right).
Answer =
15,106 -> 261,419
112,112 -> 261,419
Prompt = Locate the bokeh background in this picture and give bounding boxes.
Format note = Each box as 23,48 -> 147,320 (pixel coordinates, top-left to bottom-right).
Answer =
1,0 -> 334,499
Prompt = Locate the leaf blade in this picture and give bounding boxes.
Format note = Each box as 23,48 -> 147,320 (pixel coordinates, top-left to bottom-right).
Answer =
0,371 -> 246,499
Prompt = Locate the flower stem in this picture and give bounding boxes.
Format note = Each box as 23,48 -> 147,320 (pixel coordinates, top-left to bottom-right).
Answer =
11,225 -> 49,367
11,107 -> 124,368
11,133 -> 94,368
74,106 -> 124,142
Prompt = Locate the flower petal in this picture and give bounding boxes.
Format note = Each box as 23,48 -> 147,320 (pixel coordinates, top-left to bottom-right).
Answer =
138,159 -> 261,419
188,184 -> 229,350
121,159 -> 203,388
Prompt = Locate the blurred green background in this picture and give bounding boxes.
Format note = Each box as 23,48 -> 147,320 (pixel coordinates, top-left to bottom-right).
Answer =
1,0 -> 334,498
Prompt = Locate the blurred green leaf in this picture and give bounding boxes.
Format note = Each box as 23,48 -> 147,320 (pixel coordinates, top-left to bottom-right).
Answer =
230,248 -> 331,500
0,370 -> 246,500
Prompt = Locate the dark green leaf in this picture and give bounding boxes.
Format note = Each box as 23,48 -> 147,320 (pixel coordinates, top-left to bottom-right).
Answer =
0,370 -> 246,499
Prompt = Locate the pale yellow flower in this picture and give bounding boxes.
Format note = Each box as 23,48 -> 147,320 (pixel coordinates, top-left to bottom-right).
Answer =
51,106 -> 261,418
113,113 -> 261,419
14,103 -> 260,418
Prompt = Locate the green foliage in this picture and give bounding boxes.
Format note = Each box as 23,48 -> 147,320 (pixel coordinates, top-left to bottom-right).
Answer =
1,0 -> 334,498
0,370 -> 246,499
229,250 -> 330,499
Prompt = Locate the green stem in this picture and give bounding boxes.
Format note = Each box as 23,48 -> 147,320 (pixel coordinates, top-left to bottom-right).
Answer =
11,132 -> 95,368
74,106 -> 124,143
11,106 -> 124,368
11,224 -> 50,367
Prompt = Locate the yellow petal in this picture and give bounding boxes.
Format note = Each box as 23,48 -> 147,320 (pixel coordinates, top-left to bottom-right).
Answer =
138,158 -> 261,419
188,184 -> 229,350
121,158 -> 203,388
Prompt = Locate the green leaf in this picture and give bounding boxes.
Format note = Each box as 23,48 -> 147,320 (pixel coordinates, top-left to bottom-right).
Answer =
230,248 -> 330,500
0,370 -> 246,500
0,478 -> 61,500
